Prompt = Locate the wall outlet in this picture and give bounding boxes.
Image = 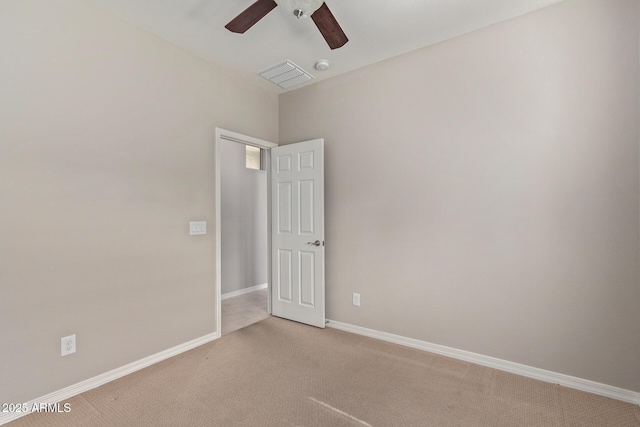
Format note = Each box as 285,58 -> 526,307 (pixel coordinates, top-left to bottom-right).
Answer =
352,293 -> 361,307
61,334 -> 76,357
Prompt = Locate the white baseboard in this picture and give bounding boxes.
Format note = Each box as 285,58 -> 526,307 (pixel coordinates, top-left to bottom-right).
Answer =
326,319 -> 640,406
0,331 -> 220,426
221,283 -> 268,300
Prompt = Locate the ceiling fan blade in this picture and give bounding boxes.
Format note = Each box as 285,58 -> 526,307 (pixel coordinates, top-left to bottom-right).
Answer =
311,3 -> 348,50
225,0 -> 278,34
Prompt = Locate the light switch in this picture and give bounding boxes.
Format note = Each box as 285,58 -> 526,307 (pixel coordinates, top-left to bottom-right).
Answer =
189,221 -> 207,235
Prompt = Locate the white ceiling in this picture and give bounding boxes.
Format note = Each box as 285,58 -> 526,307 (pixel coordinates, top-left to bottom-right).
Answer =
85,0 -> 564,93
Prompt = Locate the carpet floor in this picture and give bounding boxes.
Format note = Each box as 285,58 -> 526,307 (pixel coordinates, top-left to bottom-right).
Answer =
9,317 -> 640,426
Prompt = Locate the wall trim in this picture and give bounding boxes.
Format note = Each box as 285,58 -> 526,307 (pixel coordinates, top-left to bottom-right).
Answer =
326,320 -> 640,406
221,283 -> 268,301
0,332 -> 219,426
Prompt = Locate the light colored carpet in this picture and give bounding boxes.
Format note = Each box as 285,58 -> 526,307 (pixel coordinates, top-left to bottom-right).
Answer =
9,317 -> 640,426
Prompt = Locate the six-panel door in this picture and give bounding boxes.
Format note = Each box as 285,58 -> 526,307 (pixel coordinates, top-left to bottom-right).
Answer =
271,139 -> 325,328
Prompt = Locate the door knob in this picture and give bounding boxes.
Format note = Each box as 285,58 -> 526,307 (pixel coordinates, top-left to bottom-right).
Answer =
307,240 -> 321,247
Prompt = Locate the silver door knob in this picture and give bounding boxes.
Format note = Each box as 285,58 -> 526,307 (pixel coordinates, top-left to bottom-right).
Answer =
307,240 -> 321,247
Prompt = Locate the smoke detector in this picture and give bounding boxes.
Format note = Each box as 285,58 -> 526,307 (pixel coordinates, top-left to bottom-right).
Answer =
314,60 -> 330,71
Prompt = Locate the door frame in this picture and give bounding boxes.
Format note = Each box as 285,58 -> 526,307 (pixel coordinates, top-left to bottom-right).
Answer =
214,128 -> 278,336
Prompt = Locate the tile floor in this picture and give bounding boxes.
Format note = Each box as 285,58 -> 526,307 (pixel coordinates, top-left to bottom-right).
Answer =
221,288 -> 269,335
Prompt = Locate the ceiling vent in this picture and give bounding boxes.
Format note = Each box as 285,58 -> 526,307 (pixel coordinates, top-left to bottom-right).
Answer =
258,60 -> 314,89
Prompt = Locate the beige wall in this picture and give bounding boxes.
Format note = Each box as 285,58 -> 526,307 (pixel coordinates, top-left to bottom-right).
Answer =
0,0 -> 277,403
280,0 -> 640,391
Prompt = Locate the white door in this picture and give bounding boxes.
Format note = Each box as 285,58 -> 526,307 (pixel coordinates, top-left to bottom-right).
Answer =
271,139 -> 325,328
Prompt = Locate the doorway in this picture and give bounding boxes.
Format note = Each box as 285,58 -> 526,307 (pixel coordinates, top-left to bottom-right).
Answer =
214,129 -> 277,336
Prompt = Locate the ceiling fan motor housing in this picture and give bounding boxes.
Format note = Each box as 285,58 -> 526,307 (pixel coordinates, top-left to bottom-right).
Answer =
275,0 -> 325,19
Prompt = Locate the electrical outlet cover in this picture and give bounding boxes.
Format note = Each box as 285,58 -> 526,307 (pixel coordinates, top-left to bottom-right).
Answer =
353,293 -> 361,306
61,334 -> 76,356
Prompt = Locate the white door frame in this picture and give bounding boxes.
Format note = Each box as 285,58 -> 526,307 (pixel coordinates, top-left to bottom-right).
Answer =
214,128 -> 277,337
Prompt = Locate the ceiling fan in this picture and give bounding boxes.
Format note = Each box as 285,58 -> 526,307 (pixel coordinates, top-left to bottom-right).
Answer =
225,0 -> 348,50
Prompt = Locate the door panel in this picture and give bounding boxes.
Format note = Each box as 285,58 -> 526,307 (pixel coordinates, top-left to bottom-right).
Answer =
277,182 -> 292,233
299,180 -> 314,234
277,249 -> 293,302
271,139 -> 325,328
299,250 -> 315,307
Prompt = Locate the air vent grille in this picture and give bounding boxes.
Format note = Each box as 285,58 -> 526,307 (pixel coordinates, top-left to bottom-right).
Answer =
259,60 -> 314,89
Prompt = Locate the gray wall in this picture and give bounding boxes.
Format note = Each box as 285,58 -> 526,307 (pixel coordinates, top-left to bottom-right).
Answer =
0,0 -> 277,404
279,0 -> 640,392
220,140 -> 268,295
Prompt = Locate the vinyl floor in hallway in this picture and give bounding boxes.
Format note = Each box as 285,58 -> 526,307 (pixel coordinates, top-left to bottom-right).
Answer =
221,288 -> 269,335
